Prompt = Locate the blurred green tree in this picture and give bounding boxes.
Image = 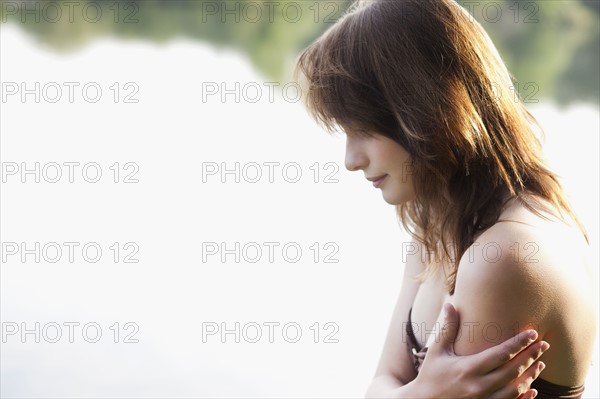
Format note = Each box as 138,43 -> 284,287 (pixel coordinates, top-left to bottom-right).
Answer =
1,0 -> 598,105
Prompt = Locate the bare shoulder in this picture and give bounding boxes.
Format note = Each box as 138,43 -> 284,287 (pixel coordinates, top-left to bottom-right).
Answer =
450,200 -> 586,332
453,196 -> 596,333
468,198 -> 594,288
452,198 -> 597,383
452,218 -> 552,343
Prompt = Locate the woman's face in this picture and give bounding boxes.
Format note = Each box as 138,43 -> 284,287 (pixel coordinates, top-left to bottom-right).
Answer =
344,129 -> 415,205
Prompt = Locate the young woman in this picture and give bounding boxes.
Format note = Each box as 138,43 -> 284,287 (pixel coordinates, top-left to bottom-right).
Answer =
293,0 -> 597,398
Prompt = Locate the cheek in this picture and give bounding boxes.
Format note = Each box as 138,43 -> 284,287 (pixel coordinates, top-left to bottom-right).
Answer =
380,141 -> 411,165
389,163 -> 416,200
385,151 -> 412,178
376,147 -> 403,167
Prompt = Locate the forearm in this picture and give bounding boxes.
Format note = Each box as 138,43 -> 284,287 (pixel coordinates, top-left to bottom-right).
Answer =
365,375 -> 426,399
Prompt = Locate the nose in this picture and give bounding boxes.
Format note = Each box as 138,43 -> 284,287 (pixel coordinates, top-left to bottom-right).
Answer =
344,135 -> 368,172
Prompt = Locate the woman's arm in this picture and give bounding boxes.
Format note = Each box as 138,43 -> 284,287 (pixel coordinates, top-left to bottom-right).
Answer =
367,303 -> 547,398
449,236 -> 546,357
365,235 -> 548,398
367,236 -> 424,385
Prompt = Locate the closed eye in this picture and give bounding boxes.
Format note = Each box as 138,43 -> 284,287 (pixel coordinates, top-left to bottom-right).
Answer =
344,126 -> 375,138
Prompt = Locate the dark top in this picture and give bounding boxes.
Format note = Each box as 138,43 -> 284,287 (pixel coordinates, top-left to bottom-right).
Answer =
406,308 -> 585,399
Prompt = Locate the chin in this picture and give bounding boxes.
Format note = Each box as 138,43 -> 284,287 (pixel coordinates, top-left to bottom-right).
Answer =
382,193 -> 403,205
382,190 -> 414,206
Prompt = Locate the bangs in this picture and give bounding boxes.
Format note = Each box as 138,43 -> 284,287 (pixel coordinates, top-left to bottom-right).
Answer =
293,10 -> 399,140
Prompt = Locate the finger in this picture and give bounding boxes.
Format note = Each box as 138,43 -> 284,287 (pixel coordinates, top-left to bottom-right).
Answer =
488,361 -> 545,399
513,361 -> 546,397
488,341 -> 549,388
515,390 -> 538,399
509,389 -> 538,399
516,390 -> 538,399
471,329 -> 540,373
434,303 -> 460,355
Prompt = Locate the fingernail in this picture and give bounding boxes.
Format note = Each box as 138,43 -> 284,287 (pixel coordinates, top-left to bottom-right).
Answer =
538,362 -> 546,372
531,389 -> 538,399
541,342 -> 550,351
528,330 -> 538,342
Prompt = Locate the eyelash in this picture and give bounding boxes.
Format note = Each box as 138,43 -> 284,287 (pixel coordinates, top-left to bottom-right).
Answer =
347,129 -> 372,138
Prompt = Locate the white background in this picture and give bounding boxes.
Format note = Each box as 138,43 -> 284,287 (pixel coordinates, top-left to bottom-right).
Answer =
1,23 -> 598,397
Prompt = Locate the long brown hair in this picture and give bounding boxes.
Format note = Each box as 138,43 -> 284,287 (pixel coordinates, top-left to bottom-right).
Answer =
293,0 -> 589,294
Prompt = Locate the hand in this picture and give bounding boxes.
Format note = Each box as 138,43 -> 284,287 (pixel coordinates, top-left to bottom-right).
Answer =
413,303 -> 548,399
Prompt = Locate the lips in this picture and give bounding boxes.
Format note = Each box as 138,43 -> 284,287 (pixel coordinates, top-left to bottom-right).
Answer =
369,175 -> 387,188
366,174 -> 387,182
